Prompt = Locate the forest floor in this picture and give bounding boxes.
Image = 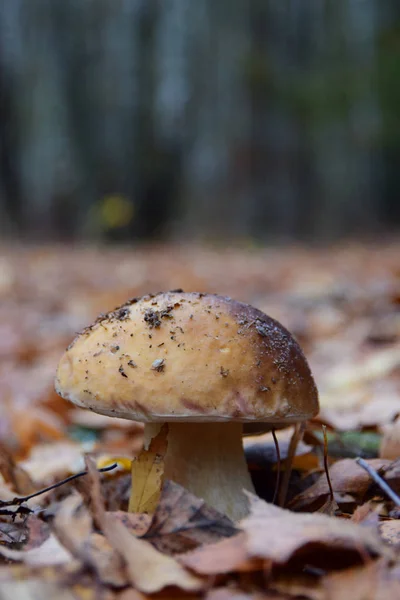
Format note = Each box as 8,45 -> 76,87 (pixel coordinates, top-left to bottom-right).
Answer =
0,242 -> 399,600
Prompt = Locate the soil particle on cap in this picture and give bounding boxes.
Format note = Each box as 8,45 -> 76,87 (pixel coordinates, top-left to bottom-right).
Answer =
110,345 -> 120,353
255,320 -> 270,337
220,366 -> 229,377
114,307 -> 130,321
144,305 -> 175,329
152,358 -> 165,372
144,309 -> 161,328
127,360 -> 137,368
259,385 -> 271,392
119,365 -> 128,378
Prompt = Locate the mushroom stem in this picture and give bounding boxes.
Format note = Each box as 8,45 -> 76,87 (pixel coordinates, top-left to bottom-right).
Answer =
150,421 -> 254,522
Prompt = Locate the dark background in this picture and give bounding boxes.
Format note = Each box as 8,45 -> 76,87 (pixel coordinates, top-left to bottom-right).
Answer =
0,0 -> 399,243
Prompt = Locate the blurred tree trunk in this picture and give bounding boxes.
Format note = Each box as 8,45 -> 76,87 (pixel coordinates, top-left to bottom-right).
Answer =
0,0 -> 397,242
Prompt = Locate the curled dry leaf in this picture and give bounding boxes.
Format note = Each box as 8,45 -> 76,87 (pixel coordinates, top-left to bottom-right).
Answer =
128,424 -> 168,513
84,455 -> 203,592
102,512 -> 204,594
240,493 -> 390,567
289,458 -> 400,511
0,442 -> 35,495
143,479 -> 237,555
52,492 -> 127,588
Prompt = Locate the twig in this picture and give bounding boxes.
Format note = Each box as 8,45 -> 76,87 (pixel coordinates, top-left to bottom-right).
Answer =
0,463 -> 118,508
356,457 -> 400,507
271,428 -> 281,505
278,422 -> 304,507
322,425 -> 334,502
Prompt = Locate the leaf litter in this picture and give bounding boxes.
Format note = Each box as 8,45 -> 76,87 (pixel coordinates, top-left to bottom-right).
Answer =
0,243 -> 399,599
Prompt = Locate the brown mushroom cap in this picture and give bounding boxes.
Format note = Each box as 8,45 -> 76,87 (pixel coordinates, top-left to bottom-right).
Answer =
55,291 -> 319,423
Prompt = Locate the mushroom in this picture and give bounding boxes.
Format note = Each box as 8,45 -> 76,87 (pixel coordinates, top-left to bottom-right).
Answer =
55,291 -> 319,521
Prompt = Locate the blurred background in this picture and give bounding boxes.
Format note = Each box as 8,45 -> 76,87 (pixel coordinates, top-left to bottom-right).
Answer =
0,0 -> 399,244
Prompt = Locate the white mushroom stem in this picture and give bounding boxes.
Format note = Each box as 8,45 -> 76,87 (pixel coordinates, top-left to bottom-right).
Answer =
144,421 -> 255,522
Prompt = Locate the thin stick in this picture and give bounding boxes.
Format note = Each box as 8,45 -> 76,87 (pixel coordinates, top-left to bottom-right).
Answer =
271,428 -> 281,505
322,425 -> 334,502
278,422 -> 304,507
0,463 -> 118,508
356,457 -> 400,507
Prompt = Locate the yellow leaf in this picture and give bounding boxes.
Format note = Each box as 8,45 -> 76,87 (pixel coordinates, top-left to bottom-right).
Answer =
129,424 -> 168,513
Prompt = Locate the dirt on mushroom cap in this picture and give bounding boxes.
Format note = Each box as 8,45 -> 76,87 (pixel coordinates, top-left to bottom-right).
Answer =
55,291 -> 318,423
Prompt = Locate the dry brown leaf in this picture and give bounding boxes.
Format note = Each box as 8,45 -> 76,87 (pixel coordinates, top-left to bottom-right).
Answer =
380,416 -> 400,460
241,493 -> 389,567
352,501 -> 380,527
289,458 -> 399,511
84,458 -> 203,592
0,513 -> 50,551
0,532 -> 74,566
128,424 -> 168,513
52,492 -> 92,556
180,532 -> 264,575
0,442 -> 35,495
379,520 -> 400,547
19,442 -> 85,483
322,560 -> 400,600
52,492 -> 127,587
268,572 -> 324,600
0,580 -> 79,600
109,510 -> 151,537
143,479 -> 237,555
102,512 -> 204,593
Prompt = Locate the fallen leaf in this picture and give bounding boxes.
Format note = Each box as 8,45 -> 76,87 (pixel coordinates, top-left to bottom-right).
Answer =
352,501 -> 380,527
379,520 -> 400,547
129,424 -> 168,513
322,560 -> 400,600
0,532 -> 74,566
110,510 -> 151,537
0,518 -> 29,547
180,532 -> 264,575
0,513 -> 50,551
289,458 -> 399,511
19,442 -> 85,483
52,492 -> 127,587
0,442 -> 35,494
241,493 -> 389,567
380,416 -> 400,460
0,580 -> 79,600
102,512 -> 204,593
143,479 -> 237,555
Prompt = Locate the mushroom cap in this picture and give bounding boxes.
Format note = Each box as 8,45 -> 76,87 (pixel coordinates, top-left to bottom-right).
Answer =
55,291 -> 319,423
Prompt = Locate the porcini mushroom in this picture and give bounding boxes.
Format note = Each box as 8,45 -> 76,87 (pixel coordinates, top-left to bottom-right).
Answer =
55,291 -> 318,520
